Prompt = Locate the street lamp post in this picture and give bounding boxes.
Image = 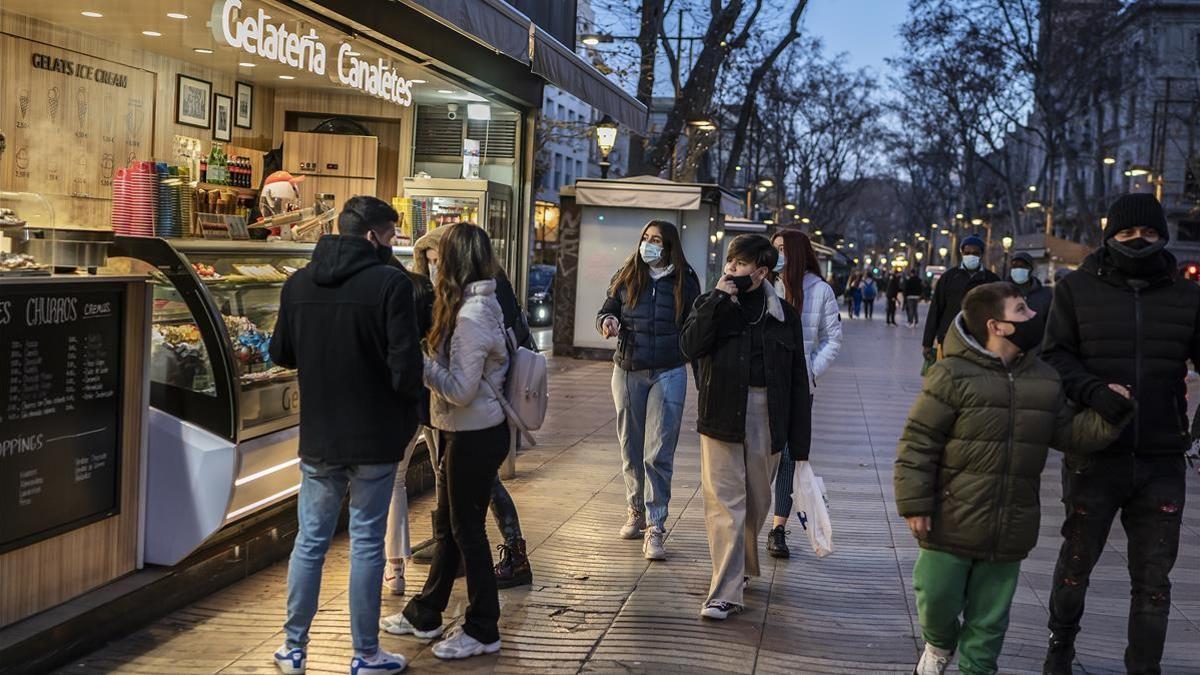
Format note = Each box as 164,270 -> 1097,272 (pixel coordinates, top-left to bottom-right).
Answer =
1001,235 -> 1014,279
594,115 -> 618,179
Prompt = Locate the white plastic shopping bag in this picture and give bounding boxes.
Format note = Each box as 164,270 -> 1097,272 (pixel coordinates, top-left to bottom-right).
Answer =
791,460 -> 833,558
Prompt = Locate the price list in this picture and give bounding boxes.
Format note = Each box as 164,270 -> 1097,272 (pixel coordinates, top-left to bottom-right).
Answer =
0,285 -> 123,553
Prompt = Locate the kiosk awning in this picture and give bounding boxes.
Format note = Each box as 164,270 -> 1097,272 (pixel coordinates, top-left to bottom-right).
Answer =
398,0 -> 648,132
574,177 -> 703,211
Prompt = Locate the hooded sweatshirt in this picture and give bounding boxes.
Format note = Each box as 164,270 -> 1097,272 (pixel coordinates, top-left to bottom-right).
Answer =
270,235 -> 422,464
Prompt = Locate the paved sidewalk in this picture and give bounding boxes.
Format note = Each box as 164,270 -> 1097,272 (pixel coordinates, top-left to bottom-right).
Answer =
57,313 -> 1199,674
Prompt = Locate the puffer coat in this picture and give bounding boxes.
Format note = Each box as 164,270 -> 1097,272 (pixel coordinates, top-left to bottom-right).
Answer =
895,314 -> 1124,561
424,279 -> 509,431
597,266 -> 700,372
776,273 -> 842,387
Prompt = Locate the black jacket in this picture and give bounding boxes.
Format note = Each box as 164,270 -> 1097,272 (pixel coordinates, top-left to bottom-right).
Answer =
1016,277 -> 1053,320
270,236 -> 422,464
680,286 -> 811,460
923,265 -> 1001,348
903,275 -> 924,297
388,257 -> 434,426
1042,248 -> 1200,455
598,267 -> 701,371
886,275 -> 902,299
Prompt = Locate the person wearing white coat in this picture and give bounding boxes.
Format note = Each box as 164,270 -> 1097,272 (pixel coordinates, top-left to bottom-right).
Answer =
767,230 -> 843,558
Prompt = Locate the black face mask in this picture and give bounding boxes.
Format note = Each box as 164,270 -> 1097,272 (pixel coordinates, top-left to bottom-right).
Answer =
1000,314 -> 1044,354
1106,237 -> 1167,276
730,274 -> 755,293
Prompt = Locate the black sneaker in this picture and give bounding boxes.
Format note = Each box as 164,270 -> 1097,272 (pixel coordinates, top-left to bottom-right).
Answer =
767,525 -> 790,559
1043,633 -> 1075,675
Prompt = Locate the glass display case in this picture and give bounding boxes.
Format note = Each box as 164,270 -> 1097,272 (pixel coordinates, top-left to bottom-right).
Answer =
106,238 -> 315,441
401,178 -> 514,271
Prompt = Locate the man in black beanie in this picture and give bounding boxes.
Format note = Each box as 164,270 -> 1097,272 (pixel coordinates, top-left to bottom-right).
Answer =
922,234 -> 999,361
1041,192 -> 1198,674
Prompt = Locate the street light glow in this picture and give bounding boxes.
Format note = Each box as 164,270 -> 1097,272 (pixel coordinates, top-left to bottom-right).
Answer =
1002,235 -> 1014,250
785,203 -> 797,211
801,217 -> 811,224
1103,157 -> 1117,165
1026,200 -> 1043,209
971,218 -> 983,226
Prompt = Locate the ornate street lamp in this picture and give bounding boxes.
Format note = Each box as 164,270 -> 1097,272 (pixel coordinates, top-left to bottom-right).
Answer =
594,115 -> 619,179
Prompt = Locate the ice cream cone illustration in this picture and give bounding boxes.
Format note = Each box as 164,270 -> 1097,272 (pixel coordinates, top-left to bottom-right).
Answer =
18,89 -> 30,123
77,87 -> 89,131
102,94 -> 115,138
48,87 -> 60,124
126,99 -> 144,138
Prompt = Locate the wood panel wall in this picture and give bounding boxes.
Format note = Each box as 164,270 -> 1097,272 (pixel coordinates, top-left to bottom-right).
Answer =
0,280 -> 149,628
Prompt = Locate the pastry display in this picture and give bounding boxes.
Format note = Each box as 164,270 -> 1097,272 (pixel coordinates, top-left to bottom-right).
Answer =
232,263 -> 287,282
0,207 -> 25,227
192,262 -> 221,279
151,322 -> 209,391
0,251 -> 49,275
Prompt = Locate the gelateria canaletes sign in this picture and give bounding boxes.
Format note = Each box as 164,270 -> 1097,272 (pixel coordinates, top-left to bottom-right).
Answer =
210,0 -> 415,107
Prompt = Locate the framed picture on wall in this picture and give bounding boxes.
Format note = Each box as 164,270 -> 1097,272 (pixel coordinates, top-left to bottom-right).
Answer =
213,93 -> 233,142
235,82 -> 253,129
175,74 -> 212,128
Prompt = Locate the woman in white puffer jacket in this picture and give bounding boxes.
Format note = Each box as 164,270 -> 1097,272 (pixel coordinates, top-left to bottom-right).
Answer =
381,222 -> 511,662
765,230 -> 842,559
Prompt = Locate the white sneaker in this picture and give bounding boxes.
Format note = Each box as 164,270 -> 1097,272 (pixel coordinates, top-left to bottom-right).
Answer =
383,560 -> 405,596
914,643 -> 953,675
350,648 -> 407,675
699,600 -> 741,620
379,612 -> 443,639
273,644 -> 306,674
431,626 -> 501,660
619,509 -> 646,539
643,526 -> 667,560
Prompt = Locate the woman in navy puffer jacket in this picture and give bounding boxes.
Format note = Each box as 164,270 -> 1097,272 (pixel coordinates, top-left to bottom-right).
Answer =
597,220 -> 700,560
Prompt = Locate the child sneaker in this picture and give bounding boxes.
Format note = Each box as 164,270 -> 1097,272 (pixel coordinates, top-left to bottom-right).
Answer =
914,643 -> 953,675
273,644 -> 306,674
379,612 -> 443,639
699,600 -> 741,620
431,626 -> 501,660
350,648 -> 407,675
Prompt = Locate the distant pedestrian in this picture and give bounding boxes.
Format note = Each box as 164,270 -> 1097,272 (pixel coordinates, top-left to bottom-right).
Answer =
1041,194 -> 1199,674
903,269 -> 924,327
682,234 -> 811,621
844,271 -> 859,318
1008,252 -> 1052,321
896,282 -> 1128,675
381,222 -> 511,661
270,196 -> 421,675
597,220 -> 700,560
922,235 -> 999,362
885,271 -> 902,325
767,230 -> 841,559
849,272 -> 864,318
861,273 -> 878,319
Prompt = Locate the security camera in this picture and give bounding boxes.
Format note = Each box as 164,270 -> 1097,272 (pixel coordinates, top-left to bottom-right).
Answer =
446,104 -> 459,120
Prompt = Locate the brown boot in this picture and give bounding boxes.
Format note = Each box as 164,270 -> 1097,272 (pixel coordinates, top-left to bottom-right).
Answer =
494,538 -> 532,589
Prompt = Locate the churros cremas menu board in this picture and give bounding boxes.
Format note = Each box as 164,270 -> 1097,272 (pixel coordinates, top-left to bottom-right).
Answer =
0,284 -> 123,552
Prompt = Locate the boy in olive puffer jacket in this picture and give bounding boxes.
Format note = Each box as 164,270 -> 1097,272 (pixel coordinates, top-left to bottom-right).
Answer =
894,282 -> 1131,675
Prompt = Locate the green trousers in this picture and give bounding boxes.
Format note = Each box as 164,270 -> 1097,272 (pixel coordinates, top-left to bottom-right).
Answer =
912,549 -> 1021,675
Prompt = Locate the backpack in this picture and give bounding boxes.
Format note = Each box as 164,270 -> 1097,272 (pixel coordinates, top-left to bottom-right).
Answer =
485,323 -> 548,446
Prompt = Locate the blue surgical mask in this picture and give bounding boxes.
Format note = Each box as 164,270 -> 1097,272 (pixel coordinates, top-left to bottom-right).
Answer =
962,254 -> 981,271
1010,268 -> 1031,284
640,241 -> 663,265
774,252 -> 786,273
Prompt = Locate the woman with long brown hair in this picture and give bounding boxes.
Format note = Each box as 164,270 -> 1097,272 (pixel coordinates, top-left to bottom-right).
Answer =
597,219 -> 700,560
381,222 -> 510,661
766,229 -> 842,559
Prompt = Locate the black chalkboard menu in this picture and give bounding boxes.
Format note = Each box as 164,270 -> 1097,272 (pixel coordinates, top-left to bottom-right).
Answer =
0,283 -> 124,553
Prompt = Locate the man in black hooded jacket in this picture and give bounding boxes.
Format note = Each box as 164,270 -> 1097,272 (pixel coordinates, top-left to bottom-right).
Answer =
1040,193 -> 1199,675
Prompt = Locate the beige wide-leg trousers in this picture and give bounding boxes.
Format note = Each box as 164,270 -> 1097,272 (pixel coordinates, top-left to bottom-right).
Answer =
700,387 -> 780,607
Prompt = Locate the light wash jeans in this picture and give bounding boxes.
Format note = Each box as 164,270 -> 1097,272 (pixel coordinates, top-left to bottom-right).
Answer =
284,459 -> 397,656
611,365 -> 686,529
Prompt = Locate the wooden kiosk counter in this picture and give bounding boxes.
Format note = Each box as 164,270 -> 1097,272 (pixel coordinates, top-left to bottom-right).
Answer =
0,275 -> 149,628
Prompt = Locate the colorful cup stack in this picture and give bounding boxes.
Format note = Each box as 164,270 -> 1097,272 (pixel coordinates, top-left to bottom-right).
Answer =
111,161 -> 157,237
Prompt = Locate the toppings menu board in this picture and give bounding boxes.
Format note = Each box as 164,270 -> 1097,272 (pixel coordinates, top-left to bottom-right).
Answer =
0,284 -> 123,553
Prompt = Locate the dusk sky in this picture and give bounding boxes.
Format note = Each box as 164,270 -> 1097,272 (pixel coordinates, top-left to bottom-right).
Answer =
802,0 -> 909,82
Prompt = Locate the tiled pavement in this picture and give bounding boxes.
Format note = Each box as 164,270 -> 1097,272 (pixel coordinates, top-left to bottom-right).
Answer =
57,311 -> 1199,674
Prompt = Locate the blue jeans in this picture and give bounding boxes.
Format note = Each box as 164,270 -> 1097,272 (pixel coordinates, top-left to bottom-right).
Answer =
611,365 -> 686,528
285,460 -> 397,656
